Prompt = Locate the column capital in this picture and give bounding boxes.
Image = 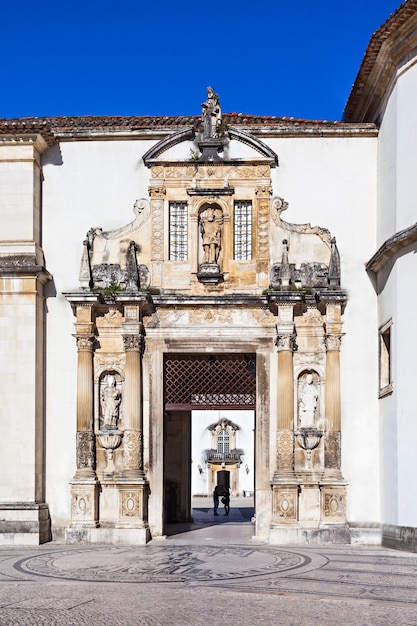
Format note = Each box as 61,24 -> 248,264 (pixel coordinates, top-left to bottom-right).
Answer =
148,185 -> 166,198
276,333 -> 297,352
74,334 -> 96,352
123,334 -> 144,353
324,334 -> 343,352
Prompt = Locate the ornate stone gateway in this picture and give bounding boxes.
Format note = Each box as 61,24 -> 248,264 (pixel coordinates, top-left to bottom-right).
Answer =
63,88 -> 350,544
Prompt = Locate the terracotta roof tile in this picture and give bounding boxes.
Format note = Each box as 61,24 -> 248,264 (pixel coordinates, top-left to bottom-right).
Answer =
0,119 -> 57,146
344,0 -> 417,121
0,113 -> 375,141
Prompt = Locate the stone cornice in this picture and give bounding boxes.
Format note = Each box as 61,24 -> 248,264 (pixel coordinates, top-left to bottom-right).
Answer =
0,116 -> 377,142
152,294 -> 268,308
366,221 -> 417,273
344,1 -> 417,122
0,121 -> 57,150
0,256 -> 52,283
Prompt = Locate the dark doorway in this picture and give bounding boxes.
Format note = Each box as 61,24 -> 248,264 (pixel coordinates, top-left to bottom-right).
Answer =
163,353 -> 256,531
216,470 -> 230,491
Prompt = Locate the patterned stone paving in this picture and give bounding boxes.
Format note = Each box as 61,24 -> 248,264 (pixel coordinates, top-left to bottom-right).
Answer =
0,506 -> 417,626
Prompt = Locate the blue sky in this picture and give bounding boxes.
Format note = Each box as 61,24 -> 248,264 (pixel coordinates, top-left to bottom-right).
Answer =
2,0 -> 404,121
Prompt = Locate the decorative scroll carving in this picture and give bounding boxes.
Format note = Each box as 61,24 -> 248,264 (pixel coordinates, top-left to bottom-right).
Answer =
276,430 -> 294,472
324,334 -> 343,351
271,196 -> 332,246
123,430 -> 143,471
298,308 -> 323,326
324,431 -> 341,469
121,490 -> 140,517
97,310 -> 123,327
274,489 -> 297,520
276,334 -> 297,352
72,493 -> 92,518
86,199 -> 150,243
76,431 -> 95,470
324,492 -> 345,517
94,353 -> 125,380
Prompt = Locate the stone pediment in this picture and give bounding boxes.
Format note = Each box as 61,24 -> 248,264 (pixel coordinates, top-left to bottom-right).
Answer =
142,126 -> 278,166
143,87 -> 277,167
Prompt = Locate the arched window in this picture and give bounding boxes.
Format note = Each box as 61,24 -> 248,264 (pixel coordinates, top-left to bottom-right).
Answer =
217,429 -> 230,453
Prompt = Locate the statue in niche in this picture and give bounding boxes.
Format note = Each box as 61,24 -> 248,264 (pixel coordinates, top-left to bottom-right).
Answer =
200,206 -> 223,264
298,373 -> 319,428
201,86 -> 222,140
100,374 -> 121,428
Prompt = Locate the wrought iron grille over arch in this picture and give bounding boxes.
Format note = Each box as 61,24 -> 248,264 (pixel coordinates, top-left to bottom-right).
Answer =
164,354 -> 256,410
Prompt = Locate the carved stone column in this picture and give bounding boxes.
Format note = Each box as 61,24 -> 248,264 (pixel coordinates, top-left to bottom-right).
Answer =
274,305 -> 297,479
122,332 -> 145,479
324,302 -> 343,478
272,304 -> 298,524
324,333 -> 342,474
74,334 -> 96,479
69,303 -> 99,531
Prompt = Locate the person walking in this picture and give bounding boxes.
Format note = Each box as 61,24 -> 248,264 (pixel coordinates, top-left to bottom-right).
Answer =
222,488 -> 230,516
213,486 -> 220,516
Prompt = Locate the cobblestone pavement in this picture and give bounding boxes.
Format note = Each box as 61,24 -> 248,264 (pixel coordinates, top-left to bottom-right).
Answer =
1,500 -> 417,625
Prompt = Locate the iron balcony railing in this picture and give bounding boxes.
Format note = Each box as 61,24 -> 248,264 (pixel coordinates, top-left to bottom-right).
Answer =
206,450 -> 242,463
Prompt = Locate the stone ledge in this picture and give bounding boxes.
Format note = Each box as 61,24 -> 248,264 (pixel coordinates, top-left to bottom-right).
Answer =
0,502 -> 51,545
382,524 -> 417,553
65,526 -> 150,545
269,524 -> 351,545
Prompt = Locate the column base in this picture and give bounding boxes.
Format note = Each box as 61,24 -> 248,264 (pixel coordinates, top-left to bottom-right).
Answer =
271,480 -> 349,544
0,502 -> 51,545
269,523 -> 351,545
65,526 -> 150,545
69,480 -> 99,527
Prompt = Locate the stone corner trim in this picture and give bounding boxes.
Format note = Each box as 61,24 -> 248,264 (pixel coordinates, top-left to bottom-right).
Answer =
366,221 -> 417,274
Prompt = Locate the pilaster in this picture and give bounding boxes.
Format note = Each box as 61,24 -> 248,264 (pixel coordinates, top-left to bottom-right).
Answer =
69,303 -> 99,529
274,304 -> 297,481
324,303 -> 344,479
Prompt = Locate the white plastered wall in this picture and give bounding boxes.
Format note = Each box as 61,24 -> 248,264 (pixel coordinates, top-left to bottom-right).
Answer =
377,57 -> 417,527
268,136 -> 379,524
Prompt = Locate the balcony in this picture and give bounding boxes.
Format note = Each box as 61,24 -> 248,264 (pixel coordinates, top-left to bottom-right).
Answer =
206,450 -> 242,464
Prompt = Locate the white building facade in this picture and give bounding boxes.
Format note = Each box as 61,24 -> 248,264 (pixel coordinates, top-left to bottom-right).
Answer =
0,0 -> 416,551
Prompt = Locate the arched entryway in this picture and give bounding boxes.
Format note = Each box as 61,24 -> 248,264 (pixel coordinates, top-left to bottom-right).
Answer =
163,353 -> 256,531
